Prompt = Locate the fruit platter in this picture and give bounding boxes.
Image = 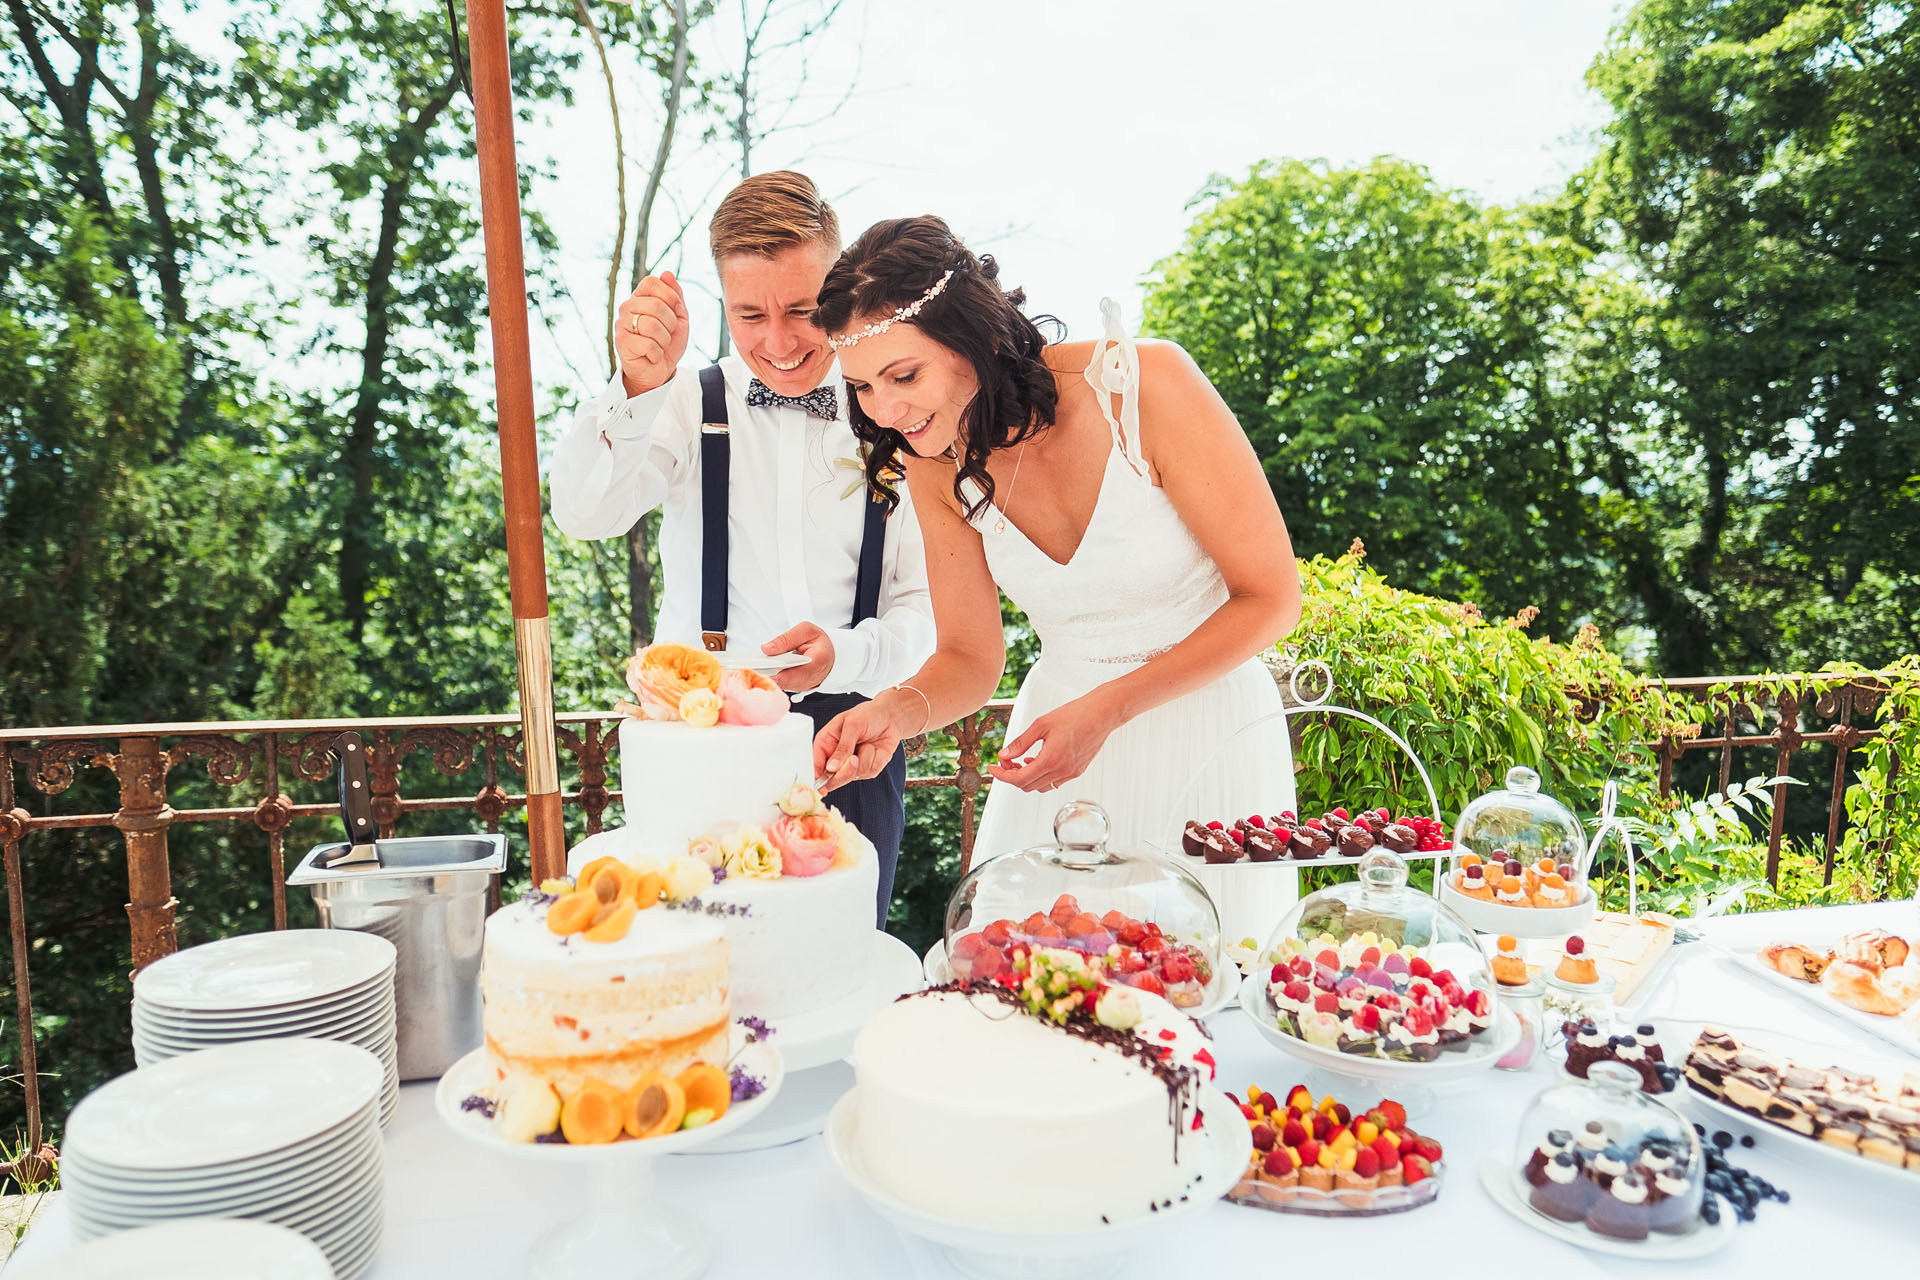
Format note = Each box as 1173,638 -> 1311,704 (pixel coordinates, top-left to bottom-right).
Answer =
1224,1084 -> 1446,1217
930,892 -> 1240,1018
1174,806 -> 1452,866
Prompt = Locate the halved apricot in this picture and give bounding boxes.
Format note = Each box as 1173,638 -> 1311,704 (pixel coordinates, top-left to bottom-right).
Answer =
546,890 -> 599,935
676,1064 -> 730,1124
630,870 -> 665,910
560,1079 -> 626,1145
584,898 -> 637,943
624,1073 -> 686,1138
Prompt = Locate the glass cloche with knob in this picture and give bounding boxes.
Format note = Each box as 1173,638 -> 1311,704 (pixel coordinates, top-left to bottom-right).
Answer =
1250,850 -> 1502,1062
942,800 -> 1226,1011
1440,765 -> 1595,935
1510,1061 -> 1706,1241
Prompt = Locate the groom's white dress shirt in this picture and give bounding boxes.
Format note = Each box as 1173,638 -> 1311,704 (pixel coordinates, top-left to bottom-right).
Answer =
549,357 -> 936,698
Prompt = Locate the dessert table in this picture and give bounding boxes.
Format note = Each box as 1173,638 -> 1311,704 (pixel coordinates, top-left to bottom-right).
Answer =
10,901 -> 1917,1279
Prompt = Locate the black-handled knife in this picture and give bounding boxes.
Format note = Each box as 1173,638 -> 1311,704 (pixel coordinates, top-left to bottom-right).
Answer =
320,730 -> 381,868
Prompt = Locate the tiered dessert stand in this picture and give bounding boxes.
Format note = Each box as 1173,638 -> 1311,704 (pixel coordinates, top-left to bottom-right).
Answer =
565,826 -> 923,1151
824,1084 -> 1251,1280
436,1031 -> 784,1280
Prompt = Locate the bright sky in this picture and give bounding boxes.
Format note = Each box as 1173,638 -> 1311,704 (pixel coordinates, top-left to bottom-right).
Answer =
520,0 -> 1630,408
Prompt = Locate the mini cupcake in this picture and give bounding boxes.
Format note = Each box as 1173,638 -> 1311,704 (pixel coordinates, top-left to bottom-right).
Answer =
1586,1169 -> 1651,1241
1528,1150 -> 1590,1222
1525,1129 -> 1574,1185
1564,1021 -> 1608,1076
1554,936 -> 1600,984
1575,1119 -> 1609,1156
1532,872 -> 1571,909
1492,934 -> 1529,986
1455,862 -> 1495,901
1647,1168 -> 1694,1235
1586,1142 -> 1632,1193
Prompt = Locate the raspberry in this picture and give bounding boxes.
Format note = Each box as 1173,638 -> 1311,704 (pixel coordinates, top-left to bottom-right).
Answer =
1270,827 -> 1295,844
1359,946 -> 1382,967
1373,993 -> 1401,1012
1279,809 -> 1297,822
953,932 -> 987,960
1206,820 -> 1224,830
1312,993 -> 1339,1015
1355,1004 -> 1381,1031
980,921 -> 1011,947
1288,955 -> 1314,978
1229,829 -> 1245,845
1282,980 -> 1311,1003
1408,956 -> 1433,979
1375,806 -> 1391,821
1246,813 -> 1267,829
1314,950 -> 1340,970
1250,1123 -> 1276,1151
1304,817 -> 1324,830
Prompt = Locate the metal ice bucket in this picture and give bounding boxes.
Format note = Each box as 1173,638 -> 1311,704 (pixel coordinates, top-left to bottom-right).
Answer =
288,832 -> 506,1079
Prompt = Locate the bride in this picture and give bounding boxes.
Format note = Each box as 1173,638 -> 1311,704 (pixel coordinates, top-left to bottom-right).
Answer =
810,215 -> 1300,879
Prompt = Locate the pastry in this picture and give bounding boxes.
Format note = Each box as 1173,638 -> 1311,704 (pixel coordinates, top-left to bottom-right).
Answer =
1760,942 -> 1830,983
1586,1169 -> 1650,1240
1256,1146 -> 1300,1204
1201,828 -> 1245,864
1179,820 -> 1212,858
1526,856 -> 1556,894
1822,960 -> 1906,1016
1532,872 -> 1571,909
1564,1021 -> 1606,1075
1288,826 -> 1331,860
1528,1150 -> 1589,1222
1454,863 -> 1495,901
1583,912 -> 1677,1003
1244,825 -> 1286,862
1524,1129 -> 1573,1185
1554,936 -> 1599,985
1378,823 -> 1419,854
1646,1167 -> 1693,1235
1836,929 -> 1910,973
1876,963 -> 1920,1013
1491,934 -> 1529,987
1494,875 -> 1529,907
1335,824 -> 1376,857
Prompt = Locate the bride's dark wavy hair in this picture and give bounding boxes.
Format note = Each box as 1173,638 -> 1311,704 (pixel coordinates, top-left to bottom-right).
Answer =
813,216 -> 1059,518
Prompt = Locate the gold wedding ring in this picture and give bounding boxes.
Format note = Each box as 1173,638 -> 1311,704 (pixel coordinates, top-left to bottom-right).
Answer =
629,313 -> 641,334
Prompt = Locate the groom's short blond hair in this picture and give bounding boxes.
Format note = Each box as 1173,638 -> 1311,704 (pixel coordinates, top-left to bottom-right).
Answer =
708,171 -> 841,262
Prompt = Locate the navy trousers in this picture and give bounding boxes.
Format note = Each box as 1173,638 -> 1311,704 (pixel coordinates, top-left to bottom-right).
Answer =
793,690 -> 906,928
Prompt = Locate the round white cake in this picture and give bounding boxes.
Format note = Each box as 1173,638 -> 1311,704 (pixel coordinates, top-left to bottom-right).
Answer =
564,712 -> 877,1021
852,984 -> 1215,1228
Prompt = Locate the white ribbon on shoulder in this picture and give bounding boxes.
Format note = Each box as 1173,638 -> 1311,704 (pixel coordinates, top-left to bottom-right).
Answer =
1082,297 -> 1148,478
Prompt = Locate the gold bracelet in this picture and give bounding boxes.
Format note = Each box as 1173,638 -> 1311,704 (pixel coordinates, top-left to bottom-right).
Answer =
888,683 -> 932,737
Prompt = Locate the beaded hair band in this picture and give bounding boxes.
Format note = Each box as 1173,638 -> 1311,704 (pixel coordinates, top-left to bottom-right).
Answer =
826,270 -> 955,352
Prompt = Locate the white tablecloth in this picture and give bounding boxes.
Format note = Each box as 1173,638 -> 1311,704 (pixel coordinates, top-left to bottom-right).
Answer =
12,902 -> 1918,1278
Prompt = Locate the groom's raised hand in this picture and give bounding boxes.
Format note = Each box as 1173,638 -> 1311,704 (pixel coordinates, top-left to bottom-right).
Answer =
615,271 -> 691,398
763,622 -> 834,693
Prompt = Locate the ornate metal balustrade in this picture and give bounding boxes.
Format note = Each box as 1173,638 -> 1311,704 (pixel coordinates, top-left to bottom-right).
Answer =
1,673 -> 1904,1149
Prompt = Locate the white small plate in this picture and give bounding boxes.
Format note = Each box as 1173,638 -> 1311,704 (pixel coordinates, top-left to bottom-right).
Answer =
1439,880 -> 1598,938
65,1039 -> 384,1171
133,1003 -> 394,1050
827,1084 -> 1251,1278
133,930 -> 395,1012
4,1218 -> 336,1280
435,1036 -> 784,1162
1478,1154 -> 1734,1259
721,649 -> 809,673
58,1104 -> 376,1189
133,983 -> 393,1030
1240,975 -> 1519,1083
65,1125 -> 380,1212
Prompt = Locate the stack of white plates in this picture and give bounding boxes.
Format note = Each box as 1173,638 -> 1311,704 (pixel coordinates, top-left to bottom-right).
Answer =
61,1039 -> 386,1278
8,1218 -> 334,1280
132,929 -> 398,1125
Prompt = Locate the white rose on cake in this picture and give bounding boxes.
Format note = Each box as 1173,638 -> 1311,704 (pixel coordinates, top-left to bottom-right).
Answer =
686,834 -> 724,868
777,781 -> 825,817
822,806 -> 867,868
662,854 -> 714,902
722,826 -> 782,880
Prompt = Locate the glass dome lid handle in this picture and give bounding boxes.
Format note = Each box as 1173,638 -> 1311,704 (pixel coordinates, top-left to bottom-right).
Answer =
1052,800 -> 1111,856
1504,765 -> 1541,794
1586,1060 -> 1642,1095
1358,849 -> 1410,897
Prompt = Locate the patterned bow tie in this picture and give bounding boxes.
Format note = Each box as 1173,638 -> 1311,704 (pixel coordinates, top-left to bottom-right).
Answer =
745,379 -> 838,420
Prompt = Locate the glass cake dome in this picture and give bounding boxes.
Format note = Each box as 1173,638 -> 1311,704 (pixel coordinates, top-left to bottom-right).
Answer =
1442,766 -> 1593,930
1253,850 -> 1500,1062
942,800 -> 1224,1011
1510,1061 -> 1705,1241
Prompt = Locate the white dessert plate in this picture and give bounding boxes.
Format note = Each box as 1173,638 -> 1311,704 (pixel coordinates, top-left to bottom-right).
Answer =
1240,974 -> 1520,1083
1727,947 -> 1920,1059
1652,1017 -> 1920,1190
719,649 -> 809,672
59,1103 -> 376,1188
435,1037 -> 784,1162
760,930 -> 922,1072
921,940 -> 1241,1020
132,930 -> 395,1012
65,1039 -> 384,1171
826,1084 -> 1251,1280
1440,881 -> 1597,938
1477,1154 -> 1733,1259
133,982 -> 393,1029
133,1000 -> 394,1047
4,1218 -> 336,1280
65,1124 -> 380,1211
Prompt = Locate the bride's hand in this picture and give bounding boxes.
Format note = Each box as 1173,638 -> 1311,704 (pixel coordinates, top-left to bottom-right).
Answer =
986,693 -> 1119,794
812,694 -> 916,791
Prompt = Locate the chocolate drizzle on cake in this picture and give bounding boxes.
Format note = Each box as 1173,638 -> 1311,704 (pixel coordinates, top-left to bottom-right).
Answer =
903,980 -> 1208,1165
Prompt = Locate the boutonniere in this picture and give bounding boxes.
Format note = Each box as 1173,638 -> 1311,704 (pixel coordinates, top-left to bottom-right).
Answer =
832,439 -> 873,501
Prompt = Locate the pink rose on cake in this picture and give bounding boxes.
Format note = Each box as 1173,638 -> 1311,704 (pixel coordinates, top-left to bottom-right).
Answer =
770,812 -> 838,877
717,668 -> 788,726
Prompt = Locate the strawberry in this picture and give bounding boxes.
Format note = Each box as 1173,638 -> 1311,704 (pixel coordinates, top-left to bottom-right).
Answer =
1117,921 -> 1148,946
1066,912 -> 1099,937
1408,956 -> 1433,979
1310,1111 -> 1335,1142
1353,1148 -> 1380,1178
971,946 -> 1007,980
1359,946 -> 1382,967
1281,1118 -> 1310,1147
1118,950 -> 1148,974
1314,949 -> 1341,971
1161,953 -> 1198,985
1409,982 -> 1432,1003
1021,912 -> 1050,935
1403,1007 -> 1434,1037
1373,992 -> 1401,1012
1100,909 -> 1131,931
1250,1123 -> 1276,1151
1370,1134 -> 1399,1167
1262,1147 -> 1295,1177
1401,1153 -> 1434,1185
1431,969 -> 1457,989
1131,972 -> 1165,996
1288,955 -> 1314,978
1377,1100 -> 1408,1129
1354,1004 -> 1381,1032
1143,921 -> 1163,937
1312,993 -> 1339,1015
1049,895 -> 1080,927
1238,1103 -> 1258,1121
1295,1138 -> 1322,1167
1467,989 -> 1492,1016
1031,922 -> 1064,940
952,932 -> 987,960
1413,1135 -> 1444,1162
1139,933 -> 1167,955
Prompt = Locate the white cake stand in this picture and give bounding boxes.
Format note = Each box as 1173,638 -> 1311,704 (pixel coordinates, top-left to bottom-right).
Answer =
436,1036 -> 783,1280
1238,973 -> 1519,1116
825,1085 -> 1251,1280
921,940 -> 1243,1021
1438,880 -> 1598,938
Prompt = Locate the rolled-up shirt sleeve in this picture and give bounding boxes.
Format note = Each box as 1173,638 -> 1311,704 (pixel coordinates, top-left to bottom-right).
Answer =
549,368 -> 701,540
817,484 -> 938,695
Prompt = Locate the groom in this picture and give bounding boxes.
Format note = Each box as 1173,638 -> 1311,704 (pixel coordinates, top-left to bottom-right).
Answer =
550,171 -> 935,924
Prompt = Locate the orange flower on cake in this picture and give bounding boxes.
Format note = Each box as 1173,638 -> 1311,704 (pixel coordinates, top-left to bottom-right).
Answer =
623,644 -> 722,720
718,668 -> 788,726
770,812 -> 838,877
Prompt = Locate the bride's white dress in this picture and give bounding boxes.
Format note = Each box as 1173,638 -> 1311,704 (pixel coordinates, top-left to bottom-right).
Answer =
966,303 -> 1300,943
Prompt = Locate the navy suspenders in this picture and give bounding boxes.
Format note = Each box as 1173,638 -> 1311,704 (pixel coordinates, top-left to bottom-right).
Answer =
697,364 -> 889,654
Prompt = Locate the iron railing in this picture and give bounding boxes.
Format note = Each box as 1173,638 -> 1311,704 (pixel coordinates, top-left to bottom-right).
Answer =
1,672 -> 1905,1150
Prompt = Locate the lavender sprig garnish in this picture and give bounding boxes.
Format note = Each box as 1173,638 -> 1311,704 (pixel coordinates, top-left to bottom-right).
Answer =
728,1063 -> 766,1103
663,896 -> 751,918
534,1130 -> 569,1144
522,887 -> 562,909
459,1094 -> 496,1119
711,865 -> 729,884
737,1015 -> 773,1043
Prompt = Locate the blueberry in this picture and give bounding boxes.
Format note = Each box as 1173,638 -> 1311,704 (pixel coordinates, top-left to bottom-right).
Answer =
1701,1196 -> 1721,1225
1712,1130 -> 1734,1149
1739,1133 -> 1755,1148
1776,1189 -> 1790,1205
1693,1122 -> 1706,1136
1738,1206 -> 1756,1223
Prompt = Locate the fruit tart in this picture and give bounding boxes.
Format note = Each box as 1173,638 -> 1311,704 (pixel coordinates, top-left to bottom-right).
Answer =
1226,1084 -> 1444,1216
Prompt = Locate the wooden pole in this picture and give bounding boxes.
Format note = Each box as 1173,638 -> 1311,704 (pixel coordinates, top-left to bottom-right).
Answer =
465,0 -> 565,884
